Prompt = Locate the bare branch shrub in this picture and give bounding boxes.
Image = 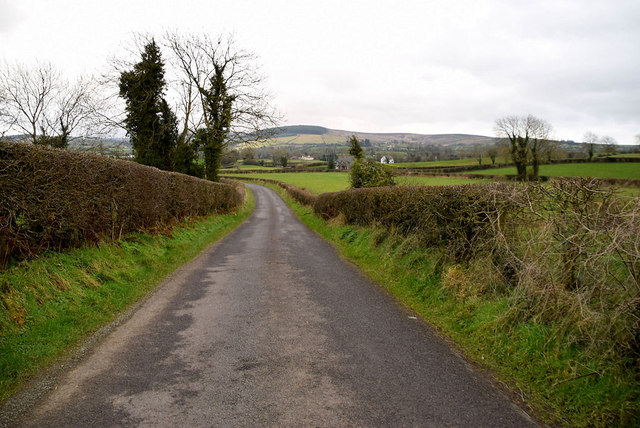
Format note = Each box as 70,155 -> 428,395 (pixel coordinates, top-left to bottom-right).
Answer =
492,179 -> 640,360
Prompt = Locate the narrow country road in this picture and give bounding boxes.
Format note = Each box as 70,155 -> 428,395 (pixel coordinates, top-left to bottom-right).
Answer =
12,184 -> 536,427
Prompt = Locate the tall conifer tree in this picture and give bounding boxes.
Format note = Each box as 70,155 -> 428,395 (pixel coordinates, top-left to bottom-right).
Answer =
119,40 -> 176,170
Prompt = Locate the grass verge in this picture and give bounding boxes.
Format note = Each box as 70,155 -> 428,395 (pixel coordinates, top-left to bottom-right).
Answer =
0,187 -> 254,403
263,183 -> 638,427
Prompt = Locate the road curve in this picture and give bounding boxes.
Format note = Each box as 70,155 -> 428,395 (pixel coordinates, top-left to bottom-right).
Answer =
13,184 -> 536,427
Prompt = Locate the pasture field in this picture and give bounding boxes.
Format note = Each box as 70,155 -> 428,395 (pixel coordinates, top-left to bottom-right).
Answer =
467,163 -> 640,179
228,172 -> 486,194
610,153 -> 640,158
221,160 -> 328,171
391,157 -> 509,168
220,164 -> 278,171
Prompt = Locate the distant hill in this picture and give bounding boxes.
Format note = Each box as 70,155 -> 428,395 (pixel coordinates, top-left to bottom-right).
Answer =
266,125 -> 497,147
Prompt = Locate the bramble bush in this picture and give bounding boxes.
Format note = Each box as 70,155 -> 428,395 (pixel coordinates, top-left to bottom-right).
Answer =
491,179 -> 640,361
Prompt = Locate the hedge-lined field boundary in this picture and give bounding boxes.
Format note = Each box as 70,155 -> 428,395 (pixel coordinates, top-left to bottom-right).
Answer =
234,176 -> 318,206
452,173 -> 640,187
1,142 -> 244,267
227,176 -> 516,262
221,168 -> 332,174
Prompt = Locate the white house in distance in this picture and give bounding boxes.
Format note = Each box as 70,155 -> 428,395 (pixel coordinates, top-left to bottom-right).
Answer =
380,155 -> 394,164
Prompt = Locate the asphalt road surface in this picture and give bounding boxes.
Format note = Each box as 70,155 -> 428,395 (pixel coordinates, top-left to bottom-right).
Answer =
12,184 -> 536,427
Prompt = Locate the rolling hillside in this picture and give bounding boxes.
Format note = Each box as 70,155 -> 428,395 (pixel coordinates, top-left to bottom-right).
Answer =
260,125 -> 497,148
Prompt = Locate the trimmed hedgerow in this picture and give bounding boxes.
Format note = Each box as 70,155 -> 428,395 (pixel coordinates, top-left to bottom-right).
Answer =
314,184 -> 519,262
0,142 -> 244,266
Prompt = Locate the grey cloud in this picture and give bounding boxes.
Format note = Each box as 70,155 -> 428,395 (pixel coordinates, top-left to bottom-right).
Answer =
0,1 -> 23,33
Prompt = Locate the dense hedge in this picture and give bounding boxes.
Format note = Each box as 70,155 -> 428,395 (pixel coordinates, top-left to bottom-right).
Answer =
0,142 -> 244,266
314,184 -> 518,261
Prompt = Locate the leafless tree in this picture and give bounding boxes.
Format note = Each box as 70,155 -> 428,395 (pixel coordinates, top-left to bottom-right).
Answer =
0,83 -> 12,138
164,32 -> 279,142
0,62 -> 57,144
485,144 -> 498,165
470,144 -> 483,165
600,135 -> 617,155
163,31 -> 280,178
45,76 -> 110,146
494,114 -> 551,180
583,131 -> 599,161
0,62 -> 108,147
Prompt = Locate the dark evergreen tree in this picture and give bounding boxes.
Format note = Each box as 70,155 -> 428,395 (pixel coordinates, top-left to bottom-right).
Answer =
119,40 -> 176,170
348,135 -> 364,160
173,137 -> 204,177
195,127 -> 223,181
199,65 -> 235,180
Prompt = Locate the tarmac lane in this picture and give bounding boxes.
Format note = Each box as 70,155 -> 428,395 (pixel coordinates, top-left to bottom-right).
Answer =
10,183 -> 537,427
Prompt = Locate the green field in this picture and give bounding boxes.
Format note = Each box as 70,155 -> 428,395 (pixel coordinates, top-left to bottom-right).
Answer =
611,153 -> 640,158
221,160 -> 328,171
391,157 -> 509,168
228,172 -> 486,194
466,163 -> 640,179
220,164 -> 278,171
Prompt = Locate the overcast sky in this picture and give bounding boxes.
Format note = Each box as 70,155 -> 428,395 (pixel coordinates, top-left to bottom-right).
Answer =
1,0 -> 638,143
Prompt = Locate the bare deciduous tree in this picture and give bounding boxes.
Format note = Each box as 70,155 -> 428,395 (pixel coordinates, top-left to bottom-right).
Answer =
0,84 -> 13,138
470,144 -> 483,165
0,62 -> 57,144
164,31 -> 280,179
44,76 -> 107,147
494,114 -> 551,180
0,62 -> 107,147
486,144 -> 498,165
583,131 -> 599,161
600,135 -> 617,155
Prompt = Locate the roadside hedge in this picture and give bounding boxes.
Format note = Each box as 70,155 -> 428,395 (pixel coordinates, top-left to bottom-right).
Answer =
0,142 -> 244,266
314,184 -> 518,261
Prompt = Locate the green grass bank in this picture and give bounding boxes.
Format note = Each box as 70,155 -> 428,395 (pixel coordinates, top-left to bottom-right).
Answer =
263,183 -> 638,427
0,188 -> 254,403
